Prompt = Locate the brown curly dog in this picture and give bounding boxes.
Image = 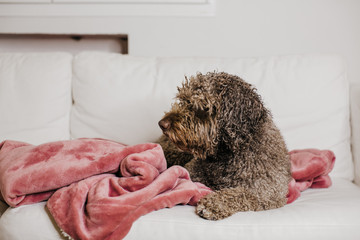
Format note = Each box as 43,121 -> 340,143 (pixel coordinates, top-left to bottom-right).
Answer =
157,72 -> 291,220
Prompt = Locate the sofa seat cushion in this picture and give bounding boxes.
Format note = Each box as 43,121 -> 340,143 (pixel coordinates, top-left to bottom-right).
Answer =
0,178 -> 359,240
0,53 -> 72,145
127,178 -> 360,240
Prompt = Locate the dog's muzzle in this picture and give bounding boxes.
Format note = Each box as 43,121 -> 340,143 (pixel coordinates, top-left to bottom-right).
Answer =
158,118 -> 171,132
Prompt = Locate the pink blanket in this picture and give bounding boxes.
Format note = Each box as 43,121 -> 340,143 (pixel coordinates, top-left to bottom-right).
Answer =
0,139 -> 211,239
286,149 -> 335,204
0,139 -> 335,240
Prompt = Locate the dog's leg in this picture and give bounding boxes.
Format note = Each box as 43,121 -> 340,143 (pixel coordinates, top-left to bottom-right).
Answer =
196,186 -> 287,220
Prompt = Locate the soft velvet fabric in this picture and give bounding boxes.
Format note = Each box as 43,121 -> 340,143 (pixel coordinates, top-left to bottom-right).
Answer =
0,139 -> 211,240
0,139 -> 334,239
287,149 -> 335,204
47,168 -> 209,240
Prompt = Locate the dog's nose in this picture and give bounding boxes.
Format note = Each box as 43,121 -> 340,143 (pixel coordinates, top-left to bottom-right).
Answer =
158,119 -> 171,131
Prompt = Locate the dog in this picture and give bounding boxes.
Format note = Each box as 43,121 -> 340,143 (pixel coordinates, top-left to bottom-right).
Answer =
157,72 -> 291,220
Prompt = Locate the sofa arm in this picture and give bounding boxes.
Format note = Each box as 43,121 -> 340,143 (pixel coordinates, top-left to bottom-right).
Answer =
351,84 -> 360,186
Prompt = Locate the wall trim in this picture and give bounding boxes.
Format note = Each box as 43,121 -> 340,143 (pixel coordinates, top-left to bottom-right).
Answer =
0,0 -> 216,17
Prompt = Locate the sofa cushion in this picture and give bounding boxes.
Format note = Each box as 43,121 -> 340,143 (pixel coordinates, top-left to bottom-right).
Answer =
0,202 -> 64,240
0,53 -> 72,145
71,53 -> 159,145
71,52 -> 353,181
0,178 -> 359,240
127,178 -> 360,240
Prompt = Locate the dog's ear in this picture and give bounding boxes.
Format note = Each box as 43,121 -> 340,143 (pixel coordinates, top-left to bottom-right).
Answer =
217,79 -> 269,150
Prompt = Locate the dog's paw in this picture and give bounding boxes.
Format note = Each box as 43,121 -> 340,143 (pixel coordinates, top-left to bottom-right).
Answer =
196,203 -> 219,220
195,193 -> 231,220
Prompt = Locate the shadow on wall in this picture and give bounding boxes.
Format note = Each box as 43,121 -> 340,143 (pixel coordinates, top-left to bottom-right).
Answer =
0,34 -> 128,54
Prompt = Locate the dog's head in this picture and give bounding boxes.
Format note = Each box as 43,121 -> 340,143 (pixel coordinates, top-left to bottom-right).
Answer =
159,72 -> 269,160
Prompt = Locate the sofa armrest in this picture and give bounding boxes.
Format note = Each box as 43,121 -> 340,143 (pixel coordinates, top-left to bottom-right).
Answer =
351,84 -> 360,186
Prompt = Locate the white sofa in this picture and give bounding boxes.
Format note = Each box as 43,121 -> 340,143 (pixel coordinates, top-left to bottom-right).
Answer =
0,52 -> 359,240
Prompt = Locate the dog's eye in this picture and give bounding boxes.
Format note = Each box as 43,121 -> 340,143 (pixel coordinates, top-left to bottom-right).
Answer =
195,108 -> 209,120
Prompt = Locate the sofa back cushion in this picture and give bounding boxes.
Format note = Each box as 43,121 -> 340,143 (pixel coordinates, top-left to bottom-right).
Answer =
0,53 -> 72,145
71,52 -> 353,181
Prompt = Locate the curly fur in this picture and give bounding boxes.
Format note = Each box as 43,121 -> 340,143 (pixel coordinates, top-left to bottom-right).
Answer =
157,72 -> 291,220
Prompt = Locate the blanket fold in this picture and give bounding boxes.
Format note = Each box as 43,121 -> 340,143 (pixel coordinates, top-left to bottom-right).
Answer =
0,138 -> 211,240
0,138 -> 170,207
0,139 -> 335,240
286,149 -> 335,204
48,166 -> 209,240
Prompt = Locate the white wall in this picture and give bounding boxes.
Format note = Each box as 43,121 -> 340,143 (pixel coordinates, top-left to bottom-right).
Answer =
0,0 -> 359,84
